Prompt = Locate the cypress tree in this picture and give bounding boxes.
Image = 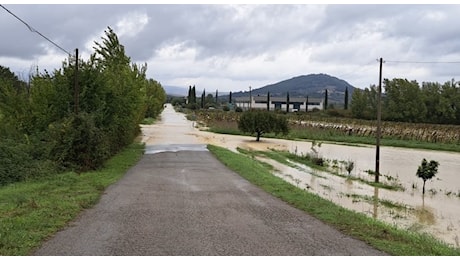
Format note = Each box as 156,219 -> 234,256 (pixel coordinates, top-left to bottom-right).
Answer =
286,92 -> 290,113
306,96 -> 309,112
202,89 -> 206,108
324,89 -> 328,110
191,85 -> 196,104
229,91 -> 232,104
267,91 -> 270,111
344,87 -> 349,110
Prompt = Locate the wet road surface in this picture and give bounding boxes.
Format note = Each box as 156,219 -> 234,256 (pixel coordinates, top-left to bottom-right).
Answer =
33,104 -> 387,256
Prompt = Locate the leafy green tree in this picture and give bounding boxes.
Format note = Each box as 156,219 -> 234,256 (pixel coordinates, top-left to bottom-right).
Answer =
238,110 -> 288,141
171,97 -> 186,107
439,81 -> 460,124
0,66 -> 31,135
383,78 -> 427,122
0,78 -> 30,136
420,82 -> 456,124
93,29 -> 146,153
0,65 -> 22,88
416,158 -> 439,195
205,93 -> 215,108
144,79 -> 166,118
351,88 -> 367,118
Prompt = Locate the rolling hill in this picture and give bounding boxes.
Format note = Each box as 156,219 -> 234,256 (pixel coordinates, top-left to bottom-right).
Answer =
230,73 -> 356,103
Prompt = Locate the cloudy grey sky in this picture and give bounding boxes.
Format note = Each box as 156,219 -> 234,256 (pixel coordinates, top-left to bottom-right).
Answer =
1,3 -> 460,93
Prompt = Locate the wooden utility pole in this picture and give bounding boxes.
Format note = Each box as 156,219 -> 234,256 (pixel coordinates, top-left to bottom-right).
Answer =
74,48 -> 79,114
375,57 -> 383,183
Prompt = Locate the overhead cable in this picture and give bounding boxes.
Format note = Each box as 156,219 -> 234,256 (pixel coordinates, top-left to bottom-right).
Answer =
0,4 -> 71,56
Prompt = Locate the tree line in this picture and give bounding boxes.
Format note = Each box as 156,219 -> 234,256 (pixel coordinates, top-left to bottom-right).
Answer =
0,27 -> 166,186
351,78 -> 460,124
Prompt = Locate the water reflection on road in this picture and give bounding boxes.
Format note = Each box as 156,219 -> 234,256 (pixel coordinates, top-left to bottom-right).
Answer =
143,104 -> 460,249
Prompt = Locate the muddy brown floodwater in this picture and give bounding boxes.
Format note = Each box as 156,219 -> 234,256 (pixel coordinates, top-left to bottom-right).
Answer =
142,104 -> 460,249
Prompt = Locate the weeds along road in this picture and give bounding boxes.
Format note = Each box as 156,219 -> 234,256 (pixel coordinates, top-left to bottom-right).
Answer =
34,104 -> 386,256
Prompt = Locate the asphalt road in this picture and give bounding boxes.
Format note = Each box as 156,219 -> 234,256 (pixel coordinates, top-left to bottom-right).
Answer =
33,105 -> 387,256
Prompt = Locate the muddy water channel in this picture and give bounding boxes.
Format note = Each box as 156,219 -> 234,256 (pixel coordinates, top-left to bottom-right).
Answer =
195,130 -> 460,249
283,141 -> 460,248
145,105 -> 460,249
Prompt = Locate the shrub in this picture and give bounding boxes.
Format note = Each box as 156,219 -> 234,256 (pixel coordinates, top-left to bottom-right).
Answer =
48,113 -> 110,172
0,139 -> 54,186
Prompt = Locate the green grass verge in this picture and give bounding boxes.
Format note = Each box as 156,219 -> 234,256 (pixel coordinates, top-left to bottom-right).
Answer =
238,148 -> 405,192
141,117 -> 159,125
0,142 -> 145,256
207,144 -> 460,256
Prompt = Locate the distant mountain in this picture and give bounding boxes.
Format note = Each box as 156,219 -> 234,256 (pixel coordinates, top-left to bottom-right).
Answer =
230,73 -> 356,103
163,85 -> 188,97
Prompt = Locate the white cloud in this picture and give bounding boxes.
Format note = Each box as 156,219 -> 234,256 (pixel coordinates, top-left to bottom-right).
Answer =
155,41 -> 198,60
115,12 -> 149,38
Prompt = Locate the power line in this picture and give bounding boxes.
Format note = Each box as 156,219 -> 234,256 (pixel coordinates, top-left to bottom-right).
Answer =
0,4 -> 71,56
385,60 -> 460,64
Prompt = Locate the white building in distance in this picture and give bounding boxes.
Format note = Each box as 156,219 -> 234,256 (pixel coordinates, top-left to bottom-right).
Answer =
233,95 -> 323,112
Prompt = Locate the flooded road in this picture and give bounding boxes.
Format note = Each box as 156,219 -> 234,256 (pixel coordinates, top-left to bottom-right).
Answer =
145,104 -> 460,249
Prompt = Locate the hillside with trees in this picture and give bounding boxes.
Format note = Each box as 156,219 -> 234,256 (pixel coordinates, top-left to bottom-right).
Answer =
230,73 -> 356,104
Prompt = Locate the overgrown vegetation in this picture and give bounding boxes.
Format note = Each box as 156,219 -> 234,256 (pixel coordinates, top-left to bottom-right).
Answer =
0,142 -> 144,256
0,27 -> 166,185
208,144 -> 460,255
352,79 -> 460,125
